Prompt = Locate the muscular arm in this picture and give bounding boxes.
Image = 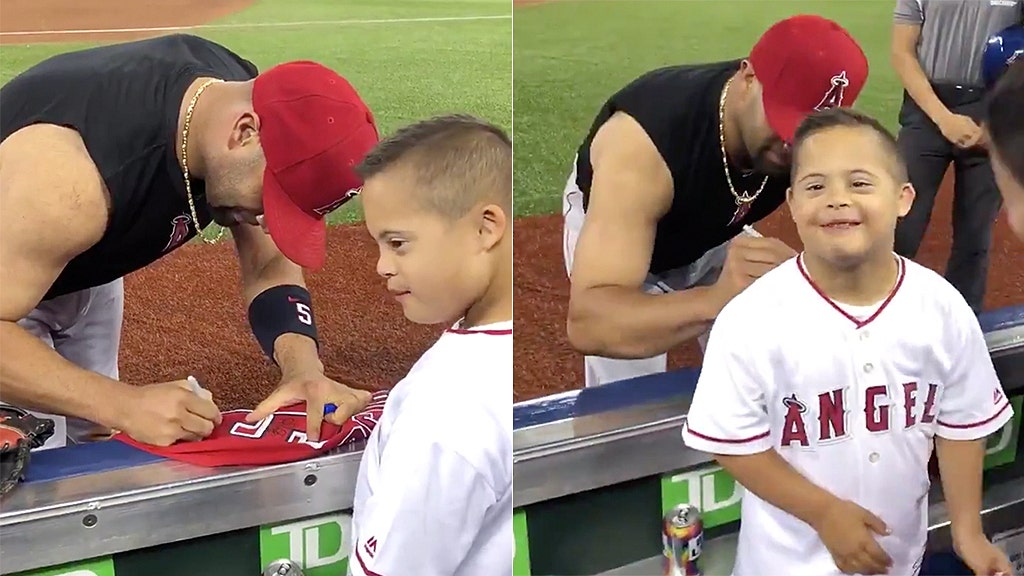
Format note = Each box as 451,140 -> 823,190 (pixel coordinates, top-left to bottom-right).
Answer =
890,21 -> 952,125
566,112 -> 724,359
0,125 -> 132,426
232,224 -> 321,370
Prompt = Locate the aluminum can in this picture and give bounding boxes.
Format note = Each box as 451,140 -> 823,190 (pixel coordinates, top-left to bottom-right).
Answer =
663,503 -> 703,576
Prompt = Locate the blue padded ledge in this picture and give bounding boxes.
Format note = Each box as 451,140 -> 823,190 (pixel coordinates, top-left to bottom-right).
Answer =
979,305 -> 1024,333
513,367 -> 699,430
25,440 -> 165,484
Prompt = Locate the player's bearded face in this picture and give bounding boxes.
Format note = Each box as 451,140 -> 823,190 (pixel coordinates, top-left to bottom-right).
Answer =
205,147 -> 267,228
360,169 -> 489,325
787,126 -> 913,267
740,91 -> 790,176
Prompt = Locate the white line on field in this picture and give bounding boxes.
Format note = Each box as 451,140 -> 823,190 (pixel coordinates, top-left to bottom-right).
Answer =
0,14 -> 510,37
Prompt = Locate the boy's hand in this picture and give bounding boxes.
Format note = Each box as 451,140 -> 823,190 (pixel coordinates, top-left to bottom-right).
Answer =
812,498 -> 893,575
955,532 -> 1014,575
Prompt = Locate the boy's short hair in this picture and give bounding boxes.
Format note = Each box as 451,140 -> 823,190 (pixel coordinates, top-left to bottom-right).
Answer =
354,114 -> 512,219
790,107 -> 909,184
985,59 -> 1024,185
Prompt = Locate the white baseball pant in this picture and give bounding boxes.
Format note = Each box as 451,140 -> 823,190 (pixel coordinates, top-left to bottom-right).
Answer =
562,157 -> 738,388
4,278 -> 124,450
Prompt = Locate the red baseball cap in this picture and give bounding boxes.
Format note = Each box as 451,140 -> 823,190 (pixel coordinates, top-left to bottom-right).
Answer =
254,61 -> 380,270
114,390 -> 388,467
749,15 -> 869,144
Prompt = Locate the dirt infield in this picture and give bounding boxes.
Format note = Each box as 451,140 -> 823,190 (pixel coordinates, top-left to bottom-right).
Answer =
514,169 -> 1024,401
0,0 -> 254,45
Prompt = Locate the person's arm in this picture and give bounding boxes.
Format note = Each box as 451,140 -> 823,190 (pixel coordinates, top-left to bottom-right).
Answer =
890,2 -> 952,125
231,223 -> 322,371
349,423 -> 500,576
0,124 -> 132,427
681,303 -> 841,526
566,112 -> 725,359
933,294 -> 1014,547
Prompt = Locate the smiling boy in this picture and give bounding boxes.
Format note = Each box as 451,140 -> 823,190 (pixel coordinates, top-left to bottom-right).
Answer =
347,114 -> 513,576
681,107 -> 1013,576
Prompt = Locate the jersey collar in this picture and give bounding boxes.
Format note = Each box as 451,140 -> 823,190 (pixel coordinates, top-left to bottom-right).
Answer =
796,252 -> 906,329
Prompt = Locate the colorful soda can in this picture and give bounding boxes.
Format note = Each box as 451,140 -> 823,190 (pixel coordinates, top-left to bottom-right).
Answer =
663,503 -> 704,576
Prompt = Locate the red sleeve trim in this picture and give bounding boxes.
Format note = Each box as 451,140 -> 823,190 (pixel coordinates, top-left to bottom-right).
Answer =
355,546 -> 384,576
937,400 -> 1011,429
685,426 -> 771,444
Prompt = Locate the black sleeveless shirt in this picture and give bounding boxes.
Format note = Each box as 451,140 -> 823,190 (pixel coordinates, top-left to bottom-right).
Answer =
0,34 -> 258,300
574,59 -> 790,276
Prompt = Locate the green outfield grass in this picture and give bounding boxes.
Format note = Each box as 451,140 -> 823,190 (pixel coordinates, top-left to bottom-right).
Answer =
513,0 -> 904,218
0,0 -> 512,238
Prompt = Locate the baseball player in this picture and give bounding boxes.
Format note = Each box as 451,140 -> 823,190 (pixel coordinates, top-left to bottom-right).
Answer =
347,114 -> 512,576
0,34 -> 378,451
984,56 -> 1024,242
681,107 -> 1014,576
563,15 -> 870,387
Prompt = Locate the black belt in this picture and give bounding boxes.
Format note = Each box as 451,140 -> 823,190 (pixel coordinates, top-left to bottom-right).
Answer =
930,82 -> 987,107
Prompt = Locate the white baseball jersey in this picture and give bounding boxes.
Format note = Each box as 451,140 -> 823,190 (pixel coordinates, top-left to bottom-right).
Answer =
348,320 -> 513,576
681,254 -> 1013,576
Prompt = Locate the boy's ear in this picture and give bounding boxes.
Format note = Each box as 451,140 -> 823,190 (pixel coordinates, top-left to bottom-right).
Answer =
476,203 -> 507,251
897,182 -> 916,218
785,186 -> 797,223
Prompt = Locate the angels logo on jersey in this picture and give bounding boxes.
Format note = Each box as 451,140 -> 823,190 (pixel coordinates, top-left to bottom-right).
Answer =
163,214 -> 193,253
814,71 -> 850,111
780,382 -> 939,448
780,394 -> 810,446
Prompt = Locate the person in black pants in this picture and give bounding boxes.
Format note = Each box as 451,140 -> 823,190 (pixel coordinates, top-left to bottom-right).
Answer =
890,0 -> 1022,314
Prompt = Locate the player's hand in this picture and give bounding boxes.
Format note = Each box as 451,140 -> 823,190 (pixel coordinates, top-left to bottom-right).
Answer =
248,367 -> 372,442
938,113 -> 983,149
954,532 -> 1014,576
119,380 -> 223,447
812,498 -> 893,575
711,234 -> 797,305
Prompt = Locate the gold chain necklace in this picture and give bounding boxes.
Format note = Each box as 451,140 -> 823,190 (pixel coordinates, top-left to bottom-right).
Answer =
180,78 -> 225,244
719,77 -> 768,226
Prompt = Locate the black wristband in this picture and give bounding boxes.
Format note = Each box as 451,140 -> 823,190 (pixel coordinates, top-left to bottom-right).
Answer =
247,285 -> 319,363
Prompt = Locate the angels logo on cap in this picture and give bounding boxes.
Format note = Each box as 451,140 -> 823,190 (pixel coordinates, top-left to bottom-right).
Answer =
115,390 -> 389,467
749,14 -> 869,144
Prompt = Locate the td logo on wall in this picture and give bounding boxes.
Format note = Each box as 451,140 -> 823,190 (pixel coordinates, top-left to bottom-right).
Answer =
661,464 -> 743,529
260,513 -> 353,576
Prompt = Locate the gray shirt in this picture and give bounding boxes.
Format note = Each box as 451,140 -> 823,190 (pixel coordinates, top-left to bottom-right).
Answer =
894,0 -> 1022,86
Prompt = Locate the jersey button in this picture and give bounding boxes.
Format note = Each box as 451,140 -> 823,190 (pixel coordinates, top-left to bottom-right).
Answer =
864,363 -> 874,373
860,330 -> 870,340
869,452 -> 880,463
